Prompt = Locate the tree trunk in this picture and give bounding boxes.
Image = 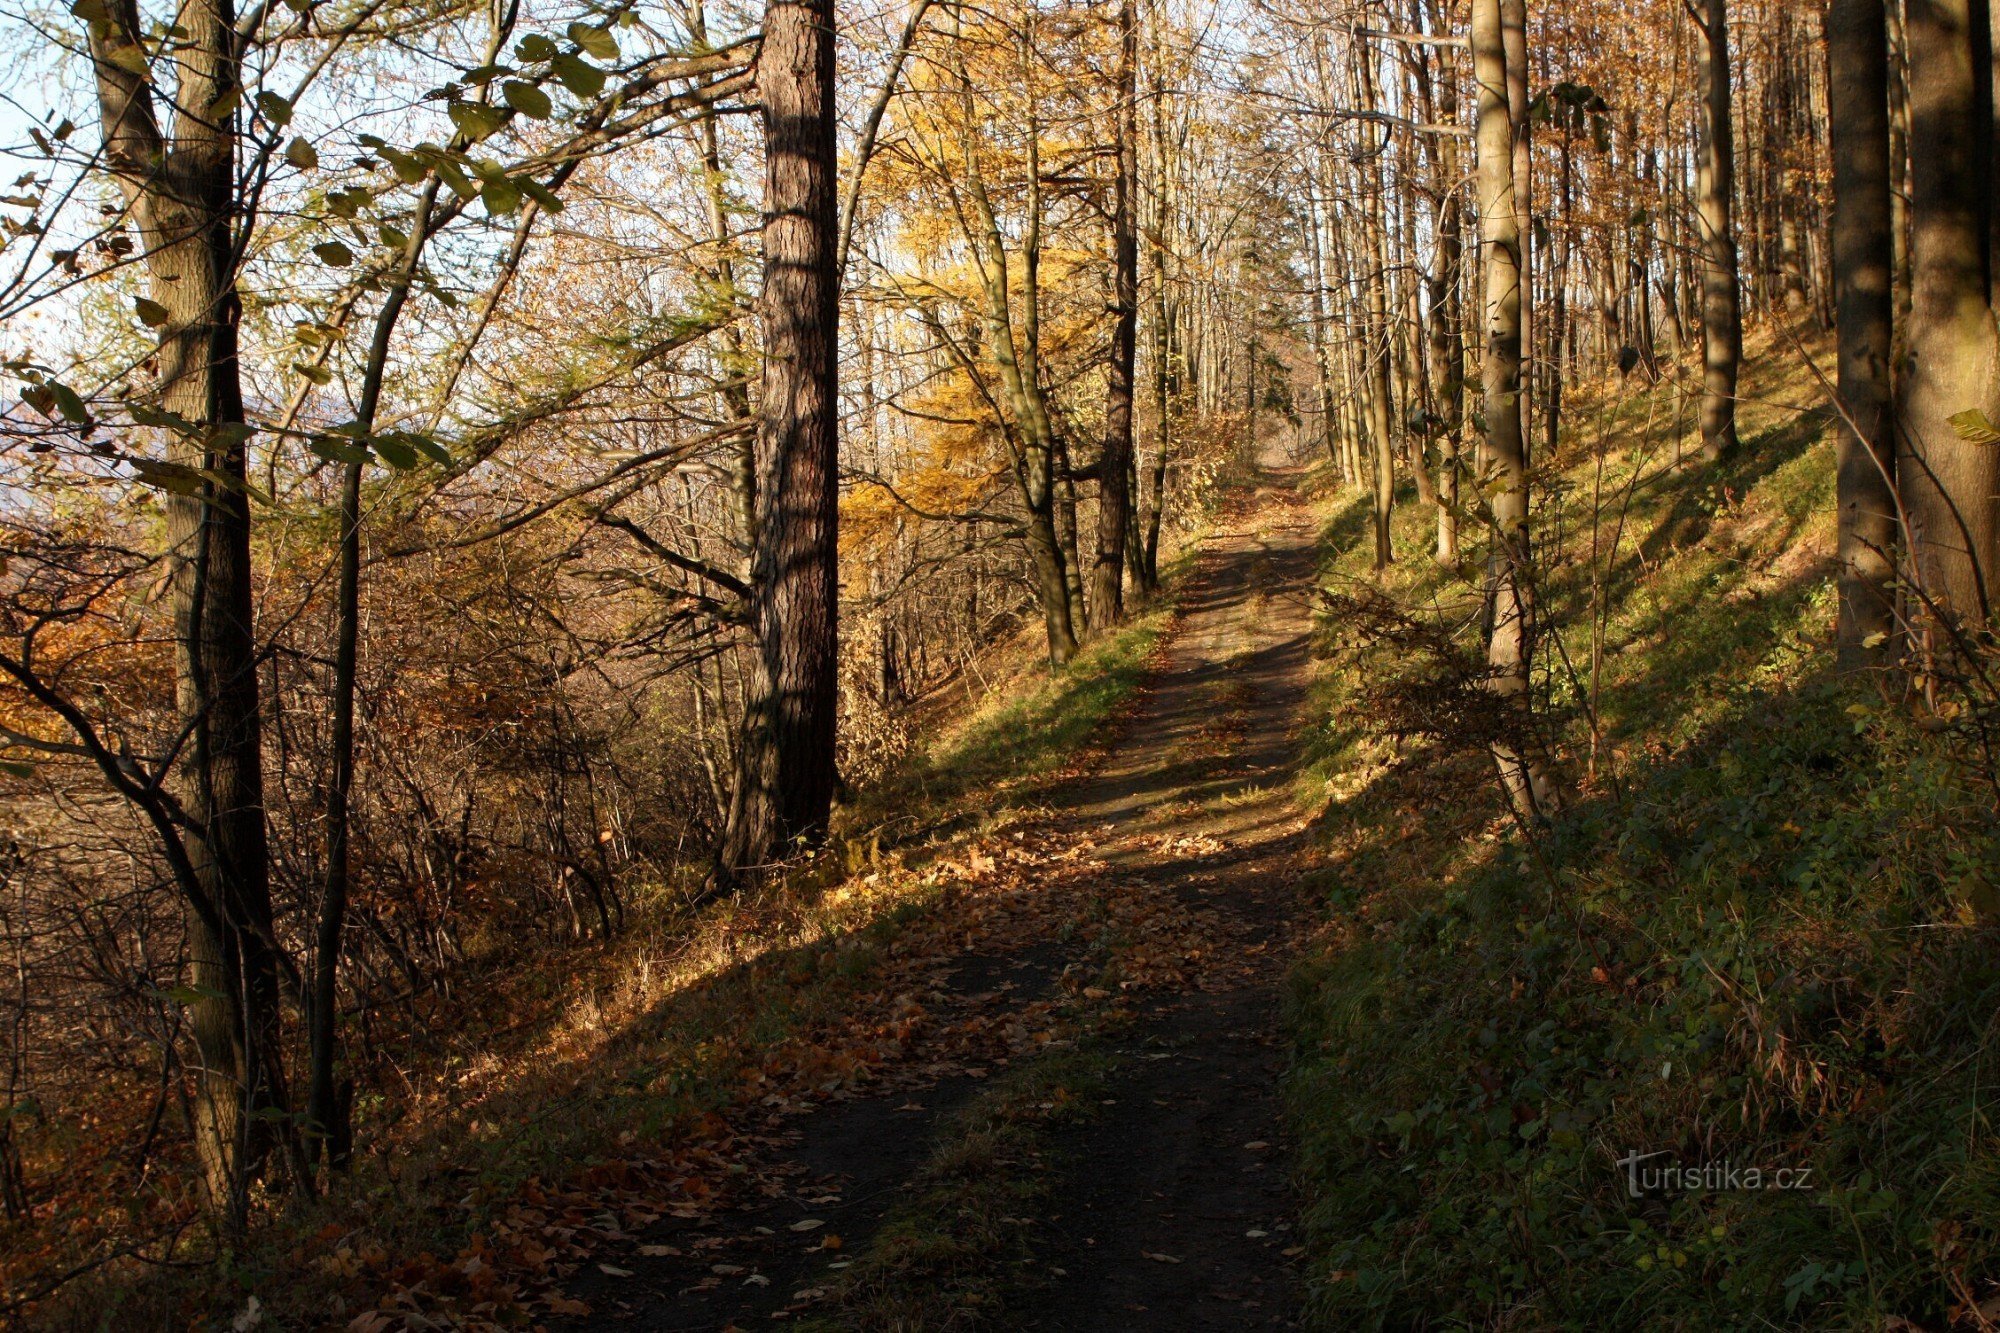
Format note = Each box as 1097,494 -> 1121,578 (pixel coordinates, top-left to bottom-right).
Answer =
1473,0 -> 1556,821
1358,47 -> 1398,571
84,0 -> 288,1236
1898,0 -> 2000,625
719,0 -> 841,876
1696,0 -> 1744,460
1424,0 -> 1466,560
1828,0 -> 1900,667
1090,0 -> 1140,631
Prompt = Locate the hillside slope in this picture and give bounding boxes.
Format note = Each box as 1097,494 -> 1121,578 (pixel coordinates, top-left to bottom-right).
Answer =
1290,341 -> 2000,1329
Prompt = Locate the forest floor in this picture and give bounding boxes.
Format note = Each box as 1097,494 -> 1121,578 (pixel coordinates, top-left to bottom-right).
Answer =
557,470 -> 1321,1331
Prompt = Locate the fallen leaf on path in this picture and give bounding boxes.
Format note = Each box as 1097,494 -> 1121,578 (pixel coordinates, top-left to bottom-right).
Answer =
789,1219 -> 824,1231
1143,1252 -> 1183,1264
598,1263 -> 633,1277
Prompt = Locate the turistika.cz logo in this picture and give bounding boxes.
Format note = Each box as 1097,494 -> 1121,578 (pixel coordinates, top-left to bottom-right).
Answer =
1616,1150 -> 1816,1198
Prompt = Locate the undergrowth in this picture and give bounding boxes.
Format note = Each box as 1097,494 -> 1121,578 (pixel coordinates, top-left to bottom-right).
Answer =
39,565 -> 1192,1329
1290,339 -> 2000,1330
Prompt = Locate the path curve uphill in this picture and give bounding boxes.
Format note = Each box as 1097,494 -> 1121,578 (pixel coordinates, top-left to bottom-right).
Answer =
564,471 -> 1321,1331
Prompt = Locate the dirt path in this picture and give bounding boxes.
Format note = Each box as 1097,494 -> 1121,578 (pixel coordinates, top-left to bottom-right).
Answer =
567,473 -> 1320,1330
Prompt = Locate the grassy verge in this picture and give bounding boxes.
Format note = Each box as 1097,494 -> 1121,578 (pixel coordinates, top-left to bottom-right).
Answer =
1289,338 -> 2000,1329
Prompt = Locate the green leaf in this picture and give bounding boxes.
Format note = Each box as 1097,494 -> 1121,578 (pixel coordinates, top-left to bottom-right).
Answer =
379,146 -> 428,184
516,33 -> 557,60
516,174 -> 564,214
255,90 -> 293,127
552,52 -> 606,99
480,175 -> 521,216
68,0 -> 110,23
448,101 -> 508,142
292,361 -> 332,385
379,224 -> 409,251
372,434 -> 423,469
435,160 -> 477,201
1948,408 -> 2000,446
308,435 -> 373,466
568,22 -> 619,60
501,80 -> 552,119
128,403 -> 202,435
0,760 -> 33,780
328,187 -> 368,218
129,457 -> 207,495
48,382 -> 89,423
133,296 -> 169,327
312,240 -> 354,267
285,136 -> 318,169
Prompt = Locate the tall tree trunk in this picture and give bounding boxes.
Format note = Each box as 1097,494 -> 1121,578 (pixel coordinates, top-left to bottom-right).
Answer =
719,0 -> 841,876
1898,0 -> 2000,625
1473,0 -> 1556,821
1422,0 -> 1466,560
1696,0 -> 1744,460
1090,0 -> 1140,631
1358,46 -> 1398,571
1828,0 -> 1900,667
84,0 -> 288,1236
1501,0 -> 1533,452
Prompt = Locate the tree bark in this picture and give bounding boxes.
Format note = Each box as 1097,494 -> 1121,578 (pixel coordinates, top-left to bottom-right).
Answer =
1898,0 -> 2000,625
1828,0 -> 1901,667
720,0 -> 841,877
1696,0 -> 1744,460
1473,0 -> 1556,821
1091,0 -> 1140,631
83,0 -> 289,1235
1357,45 -> 1398,571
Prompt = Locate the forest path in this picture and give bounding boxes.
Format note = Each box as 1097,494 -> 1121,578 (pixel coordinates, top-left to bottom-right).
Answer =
1003,469 -> 1319,1329
568,471 -> 1320,1330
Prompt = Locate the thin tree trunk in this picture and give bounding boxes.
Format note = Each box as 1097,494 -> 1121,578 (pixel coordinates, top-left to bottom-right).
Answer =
1091,0 -> 1140,630
1474,0 -> 1556,821
719,0 -> 841,877
1828,0 -> 1900,667
1696,0 -> 1744,460
1358,45 -> 1398,571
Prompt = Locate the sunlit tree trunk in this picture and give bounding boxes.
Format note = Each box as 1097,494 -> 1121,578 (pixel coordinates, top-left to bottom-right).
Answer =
1473,0 -> 1556,820
1357,46 -> 1398,571
1897,0 -> 2000,625
1090,0 -> 1140,630
1695,0 -> 1744,460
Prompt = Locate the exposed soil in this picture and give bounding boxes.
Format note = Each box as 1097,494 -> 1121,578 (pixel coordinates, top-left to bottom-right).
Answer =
565,472 -> 1321,1331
